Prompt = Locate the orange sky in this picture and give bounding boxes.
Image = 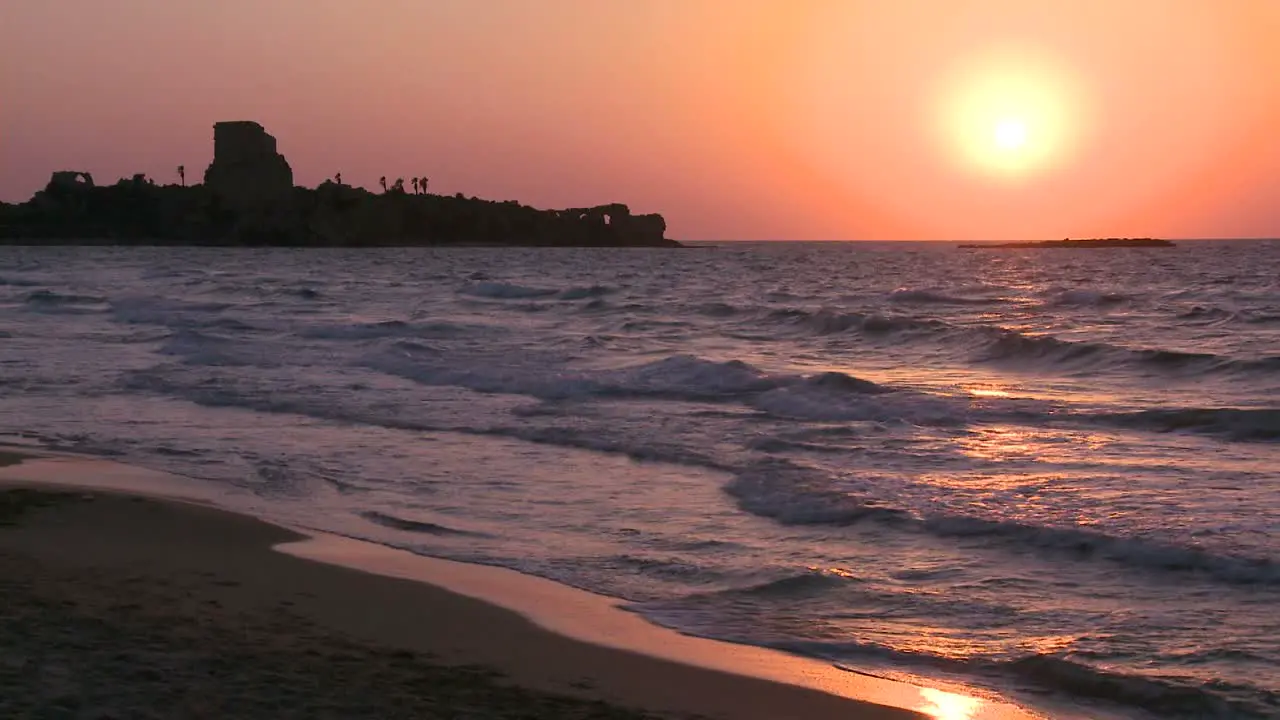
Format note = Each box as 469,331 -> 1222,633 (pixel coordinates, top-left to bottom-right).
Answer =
4,0 -> 1279,240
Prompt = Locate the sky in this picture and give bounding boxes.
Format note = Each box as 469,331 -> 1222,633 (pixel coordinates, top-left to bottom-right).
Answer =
4,0 -> 1280,240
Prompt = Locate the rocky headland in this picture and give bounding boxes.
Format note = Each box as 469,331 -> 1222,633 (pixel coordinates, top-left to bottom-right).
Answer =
0,122 -> 678,248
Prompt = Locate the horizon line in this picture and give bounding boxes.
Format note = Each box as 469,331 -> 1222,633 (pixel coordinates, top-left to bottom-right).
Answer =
681,237 -> 1280,243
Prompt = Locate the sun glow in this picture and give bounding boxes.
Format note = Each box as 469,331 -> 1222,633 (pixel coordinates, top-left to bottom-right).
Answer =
993,118 -> 1028,151
936,48 -> 1089,180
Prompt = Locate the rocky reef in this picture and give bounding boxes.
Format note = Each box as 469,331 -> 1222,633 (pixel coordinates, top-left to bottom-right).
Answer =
960,238 -> 1175,249
0,122 -> 677,248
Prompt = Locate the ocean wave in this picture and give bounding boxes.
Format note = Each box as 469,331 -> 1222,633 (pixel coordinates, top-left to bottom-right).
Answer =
634,592 -> 1273,717
363,352 -> 782,401
24,289 -> 105,305
692,301 -> 740,317
298,319 -> 489,341
460,281 -> 560,299
757,306 -> 1277,378
920,514 -> 1280,586
1042,289 -> 1131,307
722,460 -> 1280,585
601,554 -> 720,582
744,436 -> 856,454
116,366 -> 731,471
603,355 -> 779,397
889,288 -> 1002,305
557,284 -> 616,300
724,569 -> 858,597
767,308 -> 946,336
110,295 -> 234,327
749,374 -> 964,425
477,425 -> 728,470
999,655 -> 1271,718
1177,305 -> 1241,324
21,289 -> 108,313
974,326 -> 1280,376
359,510 -> 488,537
155,330 -> 281,368
828,651 -> 1280,719
1095,407 -> 1280,442
203,317 -> 264,332
158,328 -> 232,355
0,275 -> 42,287
628,568 -> 859,613
824,641 -> 1273,718
363,350 -> 917,420
619,319 -> 695,333
724,459 -> 912,526
634,571 -> 1274,712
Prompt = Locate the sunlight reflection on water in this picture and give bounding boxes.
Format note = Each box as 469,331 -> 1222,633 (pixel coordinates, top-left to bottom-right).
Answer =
918,687 -> 985,720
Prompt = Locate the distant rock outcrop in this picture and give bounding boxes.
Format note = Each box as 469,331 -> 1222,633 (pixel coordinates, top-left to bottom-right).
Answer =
959,238 -> 1175,249
0,121 -> 677,248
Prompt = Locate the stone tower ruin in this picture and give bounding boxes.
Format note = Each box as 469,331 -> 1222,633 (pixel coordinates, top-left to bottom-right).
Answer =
203,121 -> 293,211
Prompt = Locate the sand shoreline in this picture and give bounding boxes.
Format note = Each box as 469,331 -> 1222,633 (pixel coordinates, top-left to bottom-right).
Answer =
0,449 -> 1040,719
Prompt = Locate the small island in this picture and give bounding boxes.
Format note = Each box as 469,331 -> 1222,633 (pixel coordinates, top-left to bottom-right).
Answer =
0,121 -> 678,248
959,238 -> 1175,249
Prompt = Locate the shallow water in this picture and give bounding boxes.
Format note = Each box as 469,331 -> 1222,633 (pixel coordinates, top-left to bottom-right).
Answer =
1,241 -> 1277,718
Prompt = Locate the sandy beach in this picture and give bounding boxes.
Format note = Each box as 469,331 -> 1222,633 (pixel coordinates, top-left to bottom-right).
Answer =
0,451 -> 959,720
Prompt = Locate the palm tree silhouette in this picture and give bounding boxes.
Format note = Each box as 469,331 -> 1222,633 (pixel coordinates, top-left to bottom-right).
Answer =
411,178 -> 419,194
420,177 -> 429,193
379,176 -> 387,193
335,172 -> 342,185
177,165 -> 185,187
392,178 -> 405,193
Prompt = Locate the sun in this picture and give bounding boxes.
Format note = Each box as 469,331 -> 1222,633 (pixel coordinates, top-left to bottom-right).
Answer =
993,118 -> 1028,151
934,47 -> 1089,180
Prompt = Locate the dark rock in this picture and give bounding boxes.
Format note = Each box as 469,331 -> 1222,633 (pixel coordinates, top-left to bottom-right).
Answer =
960,238 -> 1175,249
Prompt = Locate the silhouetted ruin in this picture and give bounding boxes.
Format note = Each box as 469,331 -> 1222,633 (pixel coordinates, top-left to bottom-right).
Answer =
204,122 -> 293,210
48,172 -> 94,190
0,121 -> 677,248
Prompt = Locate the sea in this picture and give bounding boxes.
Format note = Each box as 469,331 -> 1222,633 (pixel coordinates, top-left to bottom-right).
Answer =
1,241 -> 1277,719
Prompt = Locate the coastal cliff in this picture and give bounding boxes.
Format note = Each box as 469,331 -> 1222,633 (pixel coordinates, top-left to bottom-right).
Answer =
0,122 -> 677,248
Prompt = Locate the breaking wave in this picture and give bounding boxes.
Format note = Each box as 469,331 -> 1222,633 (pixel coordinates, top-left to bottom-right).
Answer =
722,459 -> 1280,586
363,352 -> 783,401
